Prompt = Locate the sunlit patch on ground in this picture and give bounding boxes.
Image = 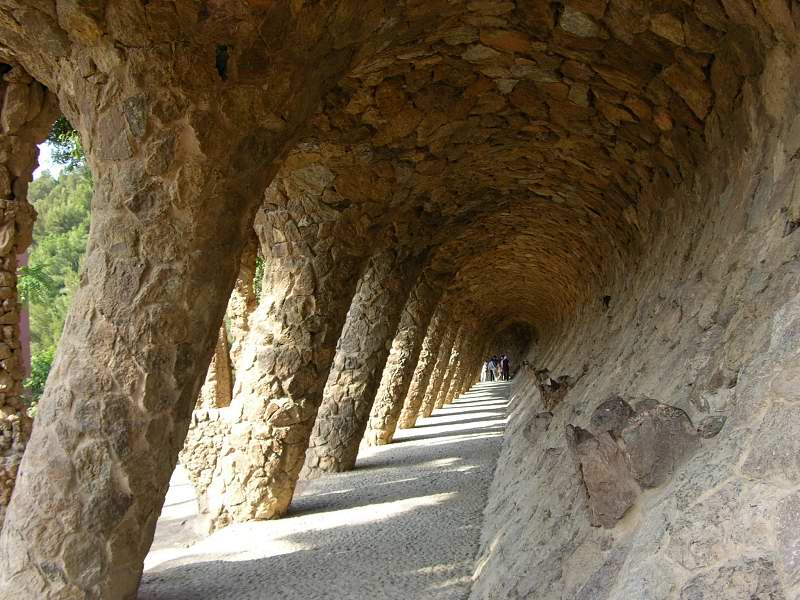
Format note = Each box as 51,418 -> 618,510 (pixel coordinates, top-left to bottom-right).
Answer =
141,382 -> 510,600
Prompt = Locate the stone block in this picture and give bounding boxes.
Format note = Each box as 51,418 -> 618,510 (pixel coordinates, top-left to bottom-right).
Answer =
776,491 -> 800,589
622,402 -> 700,488
567,425 -> 641,528
589,395 -> 634,435
678,556 -> 785,599
697,415 -> 726,438
741,402 -> 800,484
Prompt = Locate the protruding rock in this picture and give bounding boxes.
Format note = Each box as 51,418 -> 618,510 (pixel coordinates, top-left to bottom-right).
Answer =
697,415 -> 726,438
567,425 -> 641,528
523,411 -> 553,443
622,402 -> 700,488
589,395 -> 635,435
535,368 -> 572,408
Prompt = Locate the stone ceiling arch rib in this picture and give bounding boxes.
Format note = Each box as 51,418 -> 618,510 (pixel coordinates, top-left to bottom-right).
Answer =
264,0 -> 774,343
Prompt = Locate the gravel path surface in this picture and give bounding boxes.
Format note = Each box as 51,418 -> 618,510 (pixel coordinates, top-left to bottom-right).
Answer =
140,381 -> 509,600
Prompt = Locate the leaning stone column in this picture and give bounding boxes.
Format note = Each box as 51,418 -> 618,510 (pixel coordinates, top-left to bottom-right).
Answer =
463,346 -> 483,391
0,29 -> 372,598
442,333 -> 471,406
196,325 -> 233,410
205,180 -> 369,528
363,275 -> 440,446
301,248 -> 423,477
1,113 -> 280,598
397,305 -> 447,429
461,350 -> 481,394
0,65 -> 56,528
449,329 -> 480,403
419,324 -> 458,419
227,232 -> 259,367
435,328 -> 466,409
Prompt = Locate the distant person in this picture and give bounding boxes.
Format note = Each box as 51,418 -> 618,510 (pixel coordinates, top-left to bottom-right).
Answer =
485,357 -> 496,381
492,355 -> 500,381
501,355 -> 510,380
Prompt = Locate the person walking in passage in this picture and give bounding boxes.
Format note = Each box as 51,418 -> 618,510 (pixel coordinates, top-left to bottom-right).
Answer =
485,357 -> 496,381
501,354 -> 510,380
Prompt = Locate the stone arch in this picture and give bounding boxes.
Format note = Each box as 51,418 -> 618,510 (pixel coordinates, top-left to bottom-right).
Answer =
0,2 -> 797,599
0,4 -> 413,595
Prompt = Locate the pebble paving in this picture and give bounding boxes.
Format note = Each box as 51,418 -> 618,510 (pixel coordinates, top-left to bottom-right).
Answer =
140,381 -> 509,600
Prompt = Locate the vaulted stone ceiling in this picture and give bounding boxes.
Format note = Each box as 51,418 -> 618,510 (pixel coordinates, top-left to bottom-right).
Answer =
266,0 -> 773,338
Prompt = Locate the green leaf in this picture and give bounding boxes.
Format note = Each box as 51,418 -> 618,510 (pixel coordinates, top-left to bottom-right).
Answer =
17,264 -> 58,305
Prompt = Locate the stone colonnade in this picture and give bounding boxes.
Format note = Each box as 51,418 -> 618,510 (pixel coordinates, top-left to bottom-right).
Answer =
421,325 -> 460,418
1,1 -> 784,597
364,274 -> 440,446
0,5 -> 397,595
396,307 -> 448,429
301,248 -> 424,477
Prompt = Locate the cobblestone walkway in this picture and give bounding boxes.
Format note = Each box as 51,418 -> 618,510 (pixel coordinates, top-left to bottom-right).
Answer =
140,381 -> 509,600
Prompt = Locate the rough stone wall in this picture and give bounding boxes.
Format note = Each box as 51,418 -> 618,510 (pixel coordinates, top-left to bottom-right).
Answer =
364,274 -> 440,446
178,408 -> 229,515
471,39 -> 800,600
178,325 -> 233,508
0,64 -> 55,526
180,244 -> 257,509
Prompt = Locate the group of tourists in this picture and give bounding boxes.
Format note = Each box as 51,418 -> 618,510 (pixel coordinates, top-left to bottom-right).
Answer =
483,354 -> 511,382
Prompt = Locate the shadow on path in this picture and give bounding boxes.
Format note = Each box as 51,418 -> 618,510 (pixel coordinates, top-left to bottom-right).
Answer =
140,382 -> 510,600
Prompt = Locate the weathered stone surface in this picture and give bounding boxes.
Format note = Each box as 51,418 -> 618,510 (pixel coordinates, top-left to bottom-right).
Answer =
226,232 -> 259,367
397,306 -> 448,429
622,402 -> 700,488
679,556 -> 785,600
204,170 -> 372,529
179,325 -> 234,505
568,425 -> 642,528
196,325 -> 233,410
776,491 -> 800,589
364,274 -> 440,446
741,402 -> 800,484
589,395 -> 634,435
0,66 -> 57,535
469,20 -> 800,596
523,411 -> 553,444
0,5 -> 410,592
302,248 -> 423,477
0,1 -> 796,597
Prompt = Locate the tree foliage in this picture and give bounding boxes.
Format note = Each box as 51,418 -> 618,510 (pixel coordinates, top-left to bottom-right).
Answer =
17,264 -> 58,305
24,346 -> 55,412
46,116 -> 86,171
22,166 -> 92,405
